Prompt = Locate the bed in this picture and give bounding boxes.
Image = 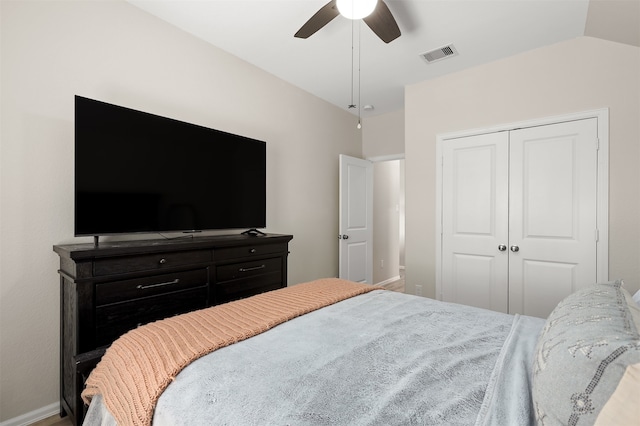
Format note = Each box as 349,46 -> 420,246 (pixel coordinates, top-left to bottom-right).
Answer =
81,278 -> 640,426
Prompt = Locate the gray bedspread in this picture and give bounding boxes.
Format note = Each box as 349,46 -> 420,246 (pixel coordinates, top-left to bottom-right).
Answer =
84,290 -> 544,425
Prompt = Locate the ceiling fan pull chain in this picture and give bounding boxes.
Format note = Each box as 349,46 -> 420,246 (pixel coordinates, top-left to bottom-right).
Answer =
357,20 -> 362,130
350,18 -> 355,109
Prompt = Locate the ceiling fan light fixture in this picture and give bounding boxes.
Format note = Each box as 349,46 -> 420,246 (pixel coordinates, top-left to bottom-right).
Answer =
337,0 -> 378,20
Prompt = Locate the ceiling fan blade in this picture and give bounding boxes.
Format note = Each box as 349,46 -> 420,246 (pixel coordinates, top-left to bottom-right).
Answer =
294,0 -> 340,39
362,0 -> 401,43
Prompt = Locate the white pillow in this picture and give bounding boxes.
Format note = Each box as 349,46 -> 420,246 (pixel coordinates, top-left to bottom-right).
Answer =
594,363 -> 640,425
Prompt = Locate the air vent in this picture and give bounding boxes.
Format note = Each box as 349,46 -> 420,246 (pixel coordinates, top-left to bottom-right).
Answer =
420,44 -> 458,64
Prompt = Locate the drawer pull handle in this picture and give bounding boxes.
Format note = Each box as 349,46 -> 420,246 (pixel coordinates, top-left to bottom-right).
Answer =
239,265 -> 266,272
159,258 -> 167,264
136,279 -> 180,290
250,248 -> 256,253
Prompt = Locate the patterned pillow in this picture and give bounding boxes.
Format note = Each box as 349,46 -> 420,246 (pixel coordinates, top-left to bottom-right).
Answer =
531,280 -> 640,426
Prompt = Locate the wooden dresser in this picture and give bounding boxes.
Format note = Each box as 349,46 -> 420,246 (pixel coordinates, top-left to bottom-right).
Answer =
53,233 -> 292,425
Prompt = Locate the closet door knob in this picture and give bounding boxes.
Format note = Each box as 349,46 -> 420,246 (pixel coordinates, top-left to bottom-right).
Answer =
498,244 -> 507,252
510,245 -> 520,253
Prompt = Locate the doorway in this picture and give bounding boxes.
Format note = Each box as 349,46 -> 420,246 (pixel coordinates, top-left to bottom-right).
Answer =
373,158 -> 405,288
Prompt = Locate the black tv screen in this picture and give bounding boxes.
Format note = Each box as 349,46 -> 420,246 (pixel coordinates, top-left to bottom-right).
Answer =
74,96 -> 266,236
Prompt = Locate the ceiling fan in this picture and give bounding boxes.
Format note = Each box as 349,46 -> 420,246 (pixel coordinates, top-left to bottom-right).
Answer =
294,0 -> 401,44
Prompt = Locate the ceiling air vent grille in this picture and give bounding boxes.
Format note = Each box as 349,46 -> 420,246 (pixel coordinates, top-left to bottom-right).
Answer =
420,44 -> 458,64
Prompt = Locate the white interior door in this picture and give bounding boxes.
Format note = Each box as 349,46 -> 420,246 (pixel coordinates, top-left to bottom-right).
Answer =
441,133 -> 510,312
339,154 -> 373,284
508,118 -> 598,317
440,117 -> 600,318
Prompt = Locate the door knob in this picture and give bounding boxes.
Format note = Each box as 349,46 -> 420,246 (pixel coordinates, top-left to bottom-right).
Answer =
342,234 -> 349,240
498,244 -> 507,252
510,245 -> 520,252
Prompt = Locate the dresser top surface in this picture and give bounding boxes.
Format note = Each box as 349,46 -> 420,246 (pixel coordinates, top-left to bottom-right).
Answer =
53,233 -> 293,260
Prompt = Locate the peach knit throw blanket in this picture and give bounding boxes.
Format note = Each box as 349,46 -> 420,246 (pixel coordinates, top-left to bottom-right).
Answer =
82,278 -> 377,426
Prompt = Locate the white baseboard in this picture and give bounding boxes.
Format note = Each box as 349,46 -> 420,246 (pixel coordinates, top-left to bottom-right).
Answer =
0,403 -> 59,426
375,275 -> 401,286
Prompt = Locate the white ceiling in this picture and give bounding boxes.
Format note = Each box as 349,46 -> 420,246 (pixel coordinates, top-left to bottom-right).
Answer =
127,0 -> 599,116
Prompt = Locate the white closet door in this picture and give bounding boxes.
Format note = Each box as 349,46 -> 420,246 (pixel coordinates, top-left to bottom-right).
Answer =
441,132 -> 510,313
508,118 -> 598,317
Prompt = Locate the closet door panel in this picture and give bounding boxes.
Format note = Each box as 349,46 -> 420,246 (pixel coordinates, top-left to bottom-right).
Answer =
508,118 -> 598,317
520,138 -> 575,238
441,132 -> 509,313
520,259 -> 576,318
449,254 -> 500,309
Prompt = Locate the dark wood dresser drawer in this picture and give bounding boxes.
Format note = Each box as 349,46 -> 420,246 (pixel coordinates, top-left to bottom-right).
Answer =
216,257 -> 281,282
215,257 -> 283,303
215,272 -> 283,304
93,250 -> 211,276
95,287 -> 208,347
95,269 -> 209,306
215,243 -> 287,261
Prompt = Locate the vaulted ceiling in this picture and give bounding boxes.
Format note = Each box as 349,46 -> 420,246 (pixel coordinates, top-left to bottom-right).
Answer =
128,0 -> 640,116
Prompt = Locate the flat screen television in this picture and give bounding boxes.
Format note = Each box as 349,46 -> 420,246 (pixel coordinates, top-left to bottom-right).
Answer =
74,95 -> 266,237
